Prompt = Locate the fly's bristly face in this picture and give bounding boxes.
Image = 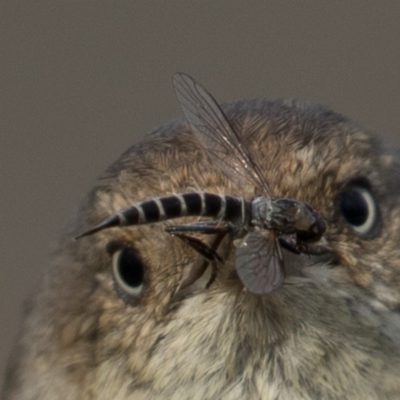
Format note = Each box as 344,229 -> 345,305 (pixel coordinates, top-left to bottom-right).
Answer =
5,92 -> 400,399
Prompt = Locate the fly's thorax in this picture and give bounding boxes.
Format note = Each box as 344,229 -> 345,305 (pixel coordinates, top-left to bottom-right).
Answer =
251,198 -> 308,235
250,197 -> 273,229
247,197 -> 325,240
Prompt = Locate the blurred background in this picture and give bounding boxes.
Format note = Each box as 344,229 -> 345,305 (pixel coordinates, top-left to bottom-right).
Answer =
1,0 -> 400,388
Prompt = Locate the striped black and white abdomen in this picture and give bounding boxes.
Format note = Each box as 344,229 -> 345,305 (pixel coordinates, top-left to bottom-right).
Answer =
122,192 -> 247,225
76,192 -> 249,238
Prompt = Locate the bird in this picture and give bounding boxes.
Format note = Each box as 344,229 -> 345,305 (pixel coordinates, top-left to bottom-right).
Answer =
3,73 -> 400,399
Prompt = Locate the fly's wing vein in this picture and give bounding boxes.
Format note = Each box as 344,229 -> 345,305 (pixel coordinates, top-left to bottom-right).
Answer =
235,231 -> 284,294
173,72 -> 272,198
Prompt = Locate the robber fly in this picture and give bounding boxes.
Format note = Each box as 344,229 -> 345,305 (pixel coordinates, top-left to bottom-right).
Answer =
77,73 -> 326,294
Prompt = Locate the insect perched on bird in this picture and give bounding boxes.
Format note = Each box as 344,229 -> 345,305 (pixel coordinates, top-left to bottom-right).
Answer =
3,74 -> 400,399
77,73 -> 327,294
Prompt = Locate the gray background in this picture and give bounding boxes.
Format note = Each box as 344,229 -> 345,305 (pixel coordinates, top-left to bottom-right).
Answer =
2,1 -> 400,388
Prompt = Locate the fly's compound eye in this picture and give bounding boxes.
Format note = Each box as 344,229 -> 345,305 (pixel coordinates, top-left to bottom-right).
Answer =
338,183 -> 380,236
111,247 -> 145,303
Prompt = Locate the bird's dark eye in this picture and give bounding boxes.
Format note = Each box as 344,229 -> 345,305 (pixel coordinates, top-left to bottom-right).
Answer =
338,184 -> 379,235
111,247 -> 145,301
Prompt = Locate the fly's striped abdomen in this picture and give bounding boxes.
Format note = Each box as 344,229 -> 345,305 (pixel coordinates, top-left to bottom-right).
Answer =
76,192 -> 247,238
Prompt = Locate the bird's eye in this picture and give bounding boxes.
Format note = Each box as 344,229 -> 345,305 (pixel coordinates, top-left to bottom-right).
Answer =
338,184 -> 379,235
111,247 -> 145,302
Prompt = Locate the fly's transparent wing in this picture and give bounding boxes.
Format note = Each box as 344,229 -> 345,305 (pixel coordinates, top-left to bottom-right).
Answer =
173,72 -> 272,198
235,231 -> 284,294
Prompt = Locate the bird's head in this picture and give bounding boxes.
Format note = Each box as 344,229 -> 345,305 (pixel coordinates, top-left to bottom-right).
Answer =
5,97 -> 400,399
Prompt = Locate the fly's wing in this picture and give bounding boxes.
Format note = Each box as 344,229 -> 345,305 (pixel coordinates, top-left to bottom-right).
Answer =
173,72 -> 272,198
235,231 -> 284,294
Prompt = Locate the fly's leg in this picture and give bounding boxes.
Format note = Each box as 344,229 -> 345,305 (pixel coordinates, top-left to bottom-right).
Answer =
166,221 -> 231,288
279,237 -> 301,254
174,234 -> 224,264
165,221 -> 233,235
297,241 -> 332,255
279,236 -> 331,256
174,232 -> 228,289
204,232 -> 228,288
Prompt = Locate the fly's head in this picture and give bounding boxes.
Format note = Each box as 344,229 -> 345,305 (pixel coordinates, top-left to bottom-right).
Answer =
293,202 -> 327,243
